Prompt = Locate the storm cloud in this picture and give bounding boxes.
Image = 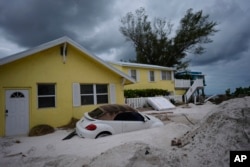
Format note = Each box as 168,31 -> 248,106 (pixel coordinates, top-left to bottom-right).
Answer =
0,0 -> 250,94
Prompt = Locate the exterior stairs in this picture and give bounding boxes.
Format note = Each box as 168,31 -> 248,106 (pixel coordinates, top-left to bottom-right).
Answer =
184,79 -> 204,103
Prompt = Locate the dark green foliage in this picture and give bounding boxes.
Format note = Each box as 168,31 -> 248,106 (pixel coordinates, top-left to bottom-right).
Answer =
120,8 -> 218,69
225,86 -> 250,97
124,89 -> 169,98
225,88 -> 231,97
210,86 -> 250,104
233,86 -> 250,96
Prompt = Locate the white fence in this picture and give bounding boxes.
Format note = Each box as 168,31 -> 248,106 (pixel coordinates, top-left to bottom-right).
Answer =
125,95 -> 183,109
125,97 -> 147,108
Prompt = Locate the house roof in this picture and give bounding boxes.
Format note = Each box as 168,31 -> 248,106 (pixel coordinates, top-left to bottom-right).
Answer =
175,71 -> 205,76
108,61 -> 175,71
0,36 -> 135,84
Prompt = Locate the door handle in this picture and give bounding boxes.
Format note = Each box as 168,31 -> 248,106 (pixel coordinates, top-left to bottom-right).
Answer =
6,109 -> 8,113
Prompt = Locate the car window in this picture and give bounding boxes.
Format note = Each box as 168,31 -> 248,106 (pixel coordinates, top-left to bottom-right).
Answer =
88,104 -> 139,120
114,112 -> 145,121
88,108 -> 104,119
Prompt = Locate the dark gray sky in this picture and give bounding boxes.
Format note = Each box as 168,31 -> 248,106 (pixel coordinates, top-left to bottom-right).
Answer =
1,0 -> 250,95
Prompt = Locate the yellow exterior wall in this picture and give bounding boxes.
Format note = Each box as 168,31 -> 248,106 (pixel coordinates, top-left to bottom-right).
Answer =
175,89 -> 186,95
109,64 -> 191,96
118,66 -> 175,94
0,45 -> 125,136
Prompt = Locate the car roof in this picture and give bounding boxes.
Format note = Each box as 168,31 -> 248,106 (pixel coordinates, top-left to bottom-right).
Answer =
88,104 -> 138,119
99,104 -> 138,113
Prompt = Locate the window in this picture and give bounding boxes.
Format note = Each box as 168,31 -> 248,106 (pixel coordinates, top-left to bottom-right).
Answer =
161,71 -> 171,80
80,84 -> 108,105
149,71 -> 155,82
130,69 -> 137,80
80,84 -> 94,105
37,84 -> 56,108
96,84 -> 108,104
11,92 -> 25,98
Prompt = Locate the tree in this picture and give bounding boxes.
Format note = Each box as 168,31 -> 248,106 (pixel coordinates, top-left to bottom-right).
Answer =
120,8 -> 218,69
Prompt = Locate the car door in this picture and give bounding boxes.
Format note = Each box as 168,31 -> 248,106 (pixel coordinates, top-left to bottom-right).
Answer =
103,120 -> 123,134
114,112 -> 149,133
122,120 -> 148,133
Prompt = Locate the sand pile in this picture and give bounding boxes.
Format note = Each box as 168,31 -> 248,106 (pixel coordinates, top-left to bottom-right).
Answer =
85,97 -> 250,167
176,96 -> 250,167
1,97 -> 249,167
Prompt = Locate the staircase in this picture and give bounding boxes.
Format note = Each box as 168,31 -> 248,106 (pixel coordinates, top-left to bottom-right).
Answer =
184,79 -> 204,103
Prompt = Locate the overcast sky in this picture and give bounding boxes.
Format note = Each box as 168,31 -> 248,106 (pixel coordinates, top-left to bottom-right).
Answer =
0,0 -> 250,95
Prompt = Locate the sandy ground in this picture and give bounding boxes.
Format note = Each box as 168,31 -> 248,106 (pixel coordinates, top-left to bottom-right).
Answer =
1,97 -> 250,167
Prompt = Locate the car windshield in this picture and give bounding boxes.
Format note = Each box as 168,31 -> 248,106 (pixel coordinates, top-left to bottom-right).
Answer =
88,104 -> 138,120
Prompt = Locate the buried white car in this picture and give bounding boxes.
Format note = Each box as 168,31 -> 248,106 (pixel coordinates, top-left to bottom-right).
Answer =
76,104 -> 164,139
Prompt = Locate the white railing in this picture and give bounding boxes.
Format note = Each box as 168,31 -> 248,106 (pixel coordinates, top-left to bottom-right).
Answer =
175,79 -> 191,88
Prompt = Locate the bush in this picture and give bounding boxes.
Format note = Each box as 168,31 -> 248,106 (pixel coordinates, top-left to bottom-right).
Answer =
233,86 -> 250,96
226,86 -> 250,97
124,89 -> 169,98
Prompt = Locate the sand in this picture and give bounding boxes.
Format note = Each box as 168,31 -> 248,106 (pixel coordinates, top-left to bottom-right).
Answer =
1,96 -> 250,167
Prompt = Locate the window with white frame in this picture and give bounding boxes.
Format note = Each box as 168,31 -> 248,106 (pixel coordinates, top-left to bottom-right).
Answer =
149,71 -> 155,82
80,84 -> 108,105
130,69 -> 137,80
37,84 -> 56,108
161,71 -> 171,80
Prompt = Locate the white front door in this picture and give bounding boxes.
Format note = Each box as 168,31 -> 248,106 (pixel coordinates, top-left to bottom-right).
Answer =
5,90 -> 29,136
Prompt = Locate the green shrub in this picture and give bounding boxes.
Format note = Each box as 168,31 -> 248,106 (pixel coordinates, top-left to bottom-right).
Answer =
233,86 -> 250,96
225,86 -> 250,97
124,89 -> 170,98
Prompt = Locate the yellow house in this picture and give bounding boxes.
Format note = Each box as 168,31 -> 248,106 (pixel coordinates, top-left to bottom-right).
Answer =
0,37 -> 135,136
108,61 -> 176,95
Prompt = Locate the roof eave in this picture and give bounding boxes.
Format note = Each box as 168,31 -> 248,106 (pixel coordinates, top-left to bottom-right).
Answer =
0,36 -> 70,66
0,36 -> 136,84
108,61 -> 176,71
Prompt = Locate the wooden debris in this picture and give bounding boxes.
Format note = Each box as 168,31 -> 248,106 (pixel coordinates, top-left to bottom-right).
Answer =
5,152 -> 26,157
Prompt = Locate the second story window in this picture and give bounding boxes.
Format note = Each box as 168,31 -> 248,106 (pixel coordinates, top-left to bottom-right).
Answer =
129,69 -> 138,81
161,71 -> 171,80
149,71 -> 155,82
